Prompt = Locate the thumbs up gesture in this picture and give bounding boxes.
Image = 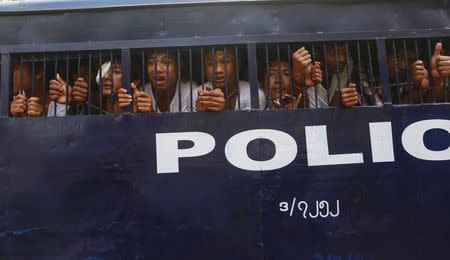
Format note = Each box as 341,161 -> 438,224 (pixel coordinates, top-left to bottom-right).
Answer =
49,73 -> 72,104
431,43 -> 450,85
117,83 -> 153,113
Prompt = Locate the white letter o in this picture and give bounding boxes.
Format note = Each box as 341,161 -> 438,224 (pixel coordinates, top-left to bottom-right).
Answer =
225,129 -> 297,171
401,119 -> 450,161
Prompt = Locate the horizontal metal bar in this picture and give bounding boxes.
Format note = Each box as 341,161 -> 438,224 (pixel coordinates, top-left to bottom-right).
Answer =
0,0 -> 432,14
2,29 -> 450,54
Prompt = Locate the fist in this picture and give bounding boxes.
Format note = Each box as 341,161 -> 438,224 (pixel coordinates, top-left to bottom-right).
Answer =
196,84 -> 226,112
411,60 -> 430,89
133,84 -> 153,113
305,61 -> 323,87
72,77 -> 89,103
27,97 -> 43,117
341,84 -> 360,108
10,91 -> 27,117
292,47 -> 312,85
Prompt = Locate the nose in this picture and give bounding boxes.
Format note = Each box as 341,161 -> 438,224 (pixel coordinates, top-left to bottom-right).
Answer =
215,62 -> 224,75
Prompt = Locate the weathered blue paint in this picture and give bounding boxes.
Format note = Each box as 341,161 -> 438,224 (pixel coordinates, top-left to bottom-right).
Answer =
0,105 -> 448,258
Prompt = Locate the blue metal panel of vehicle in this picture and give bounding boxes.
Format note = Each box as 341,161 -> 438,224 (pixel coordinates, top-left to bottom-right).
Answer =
0,105 -> 448,259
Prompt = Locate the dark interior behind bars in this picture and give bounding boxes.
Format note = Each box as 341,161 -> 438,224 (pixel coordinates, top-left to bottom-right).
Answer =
5,38 -> 450,117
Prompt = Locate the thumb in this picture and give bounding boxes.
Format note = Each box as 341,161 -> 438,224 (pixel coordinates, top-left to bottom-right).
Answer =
434,43 -> 442,57
131,83 -> 137,94
56,73 -> 62,82
22,90 -> 27,99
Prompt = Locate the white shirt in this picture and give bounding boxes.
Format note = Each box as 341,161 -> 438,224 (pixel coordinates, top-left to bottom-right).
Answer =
142,81 -> 197,112
306,84 -> 329,108
192,81 -> 266,111
47,101 -> 66,117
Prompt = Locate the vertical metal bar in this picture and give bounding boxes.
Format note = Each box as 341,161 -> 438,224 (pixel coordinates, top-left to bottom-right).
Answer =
54,54 -> 57,116
322,43 -> 330,104
265,44 -> 272,109
414,39 -> 424,103
368,41 -> 377,104
121,48 -> 131,113
235,46 -> 241,110
441,39 -> 449,103
77,52 -> 81,114
99,52 -> 103,114
189,48 -> 193,112
402,40 -> 413,104
88,52 -> 92,115
31,55 -> 35,97
392,41 -> 401,104
287,44 -> 295,107
224,47 -> 229,110
277,44 -> 283,109
153,50 -> 158,111
166,49 -> 170,111
110,51 -> 115,114
212,47 -> 216,89
19,56 -> 23,93
334,43 -> 341,92
65,53 -> 69,113
345,42 -> 352,85
247,43 -> 260,109
0,53 -> 11,116
42,55 -> 46,112
201,47 -> 205,90
312,44 -> 318,108
427,39 -> 436,103
376,39 -> 391,104
177,49 -> 182,112
141,49 -> 145,92
356,41 -> 365,105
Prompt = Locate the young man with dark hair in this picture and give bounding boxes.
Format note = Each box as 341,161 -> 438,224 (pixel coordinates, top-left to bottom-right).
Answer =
195,48 -> 266,112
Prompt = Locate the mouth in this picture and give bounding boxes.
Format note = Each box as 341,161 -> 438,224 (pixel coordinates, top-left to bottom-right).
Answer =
154,76 -> 167,87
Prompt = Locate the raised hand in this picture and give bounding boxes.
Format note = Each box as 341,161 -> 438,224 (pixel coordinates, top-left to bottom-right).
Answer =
72,77 -> 89,103
341,83 -> 360,108
196,84 -> 225,112
292,47 -> 312,85
27,96 -> 43,117
49,73 -> 71,104
10,90 -> 27,117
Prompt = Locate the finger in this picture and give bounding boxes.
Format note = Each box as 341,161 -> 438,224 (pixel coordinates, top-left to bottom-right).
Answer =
118,101 -> 132,108
137,107 -> 152,113
136,97 -> 152,103
56,73 -> 64,83
199,90 -> 224,98
434,43 -> 443,56
343,100 -> 359,108
198,95 -> 226,103
27,110 -> 41,116
199,100 -> 225,107
72,92 -> 87,98
73,85 -> 88,94
28,97 -> 40,102
131,83 -> 137,94
12,108 -> 25,114
118,88 -> 128,94
118,93 -> 132,99
49,89 -> 63,96
294,47 -> 306,55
